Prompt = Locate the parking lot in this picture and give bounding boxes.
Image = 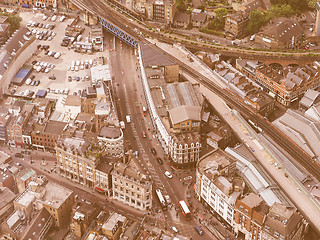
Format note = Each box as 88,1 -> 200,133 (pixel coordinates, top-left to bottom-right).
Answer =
11,12 -> 107,98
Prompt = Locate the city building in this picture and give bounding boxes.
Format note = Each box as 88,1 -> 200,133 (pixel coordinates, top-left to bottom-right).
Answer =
0,27 -> 37,99
145,0 -> 176,24
315,2 -> 320,36
7,100 -> 35,148
236,59 -> 320,106
173,12 -> 190,28
215,61 -> 275,117
195,148 -> 239,226
273,109 -> 320,163
0,187 -> 16,224
0,106 -> 11,142
72,200 -> 101,238
56,136 -> 113,195
191,9 -> 207,27
234,193 -> 269,240
5,0 -> 57,8
139,44 -> 204,168
261,202 -> 306,240
16,168 -> 36,194
98,126 -> 124,158
101,212 -> 127,240
255,18 -> 303,49
299,89 -> 320,110
224,0 -> 270,38
111,156 -> 152,211
225,10 -> 249,39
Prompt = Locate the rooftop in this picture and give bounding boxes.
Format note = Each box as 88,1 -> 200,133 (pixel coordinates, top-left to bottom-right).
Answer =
43,120 -> 67,135
140,43 -> 176,67
102,212 -> 126,231
98,126 -> 122,139
41,181 -> 73,209
65,95 -> 81,106
0,187 -> 15,210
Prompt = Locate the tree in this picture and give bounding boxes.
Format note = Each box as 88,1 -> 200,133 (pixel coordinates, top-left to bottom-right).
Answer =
245,10 -> 269,35
0,12 -> 21,33
208,8 -> 229,30
176,0 -> 187,12
269,4 -> 296,18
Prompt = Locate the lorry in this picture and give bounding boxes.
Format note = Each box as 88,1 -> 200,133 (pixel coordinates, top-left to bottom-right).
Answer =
126,115 -> 131,123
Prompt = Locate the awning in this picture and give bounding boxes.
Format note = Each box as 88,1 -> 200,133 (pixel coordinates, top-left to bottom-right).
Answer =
95,186 -> 105,193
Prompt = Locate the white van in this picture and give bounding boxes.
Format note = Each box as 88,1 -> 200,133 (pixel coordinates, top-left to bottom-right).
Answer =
36,66 -> 42,72
42,15 -> 47,21
77,35 -> 82,42
76,60 -> 80,66
59,16 -> 66,22
54,52 -> 61,59
26,78 -> 32,85
126,115 -> 131,123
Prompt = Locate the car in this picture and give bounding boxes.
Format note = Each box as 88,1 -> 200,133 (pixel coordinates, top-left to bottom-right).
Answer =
35,80 -> 40,86
67,66 -> 70,71
73,92 -> 77,95
195,226 -> 204,235
26,78 -> 32,85
55,89 -> 60,94
86,75 -> 90,81
30,75 -> 35,80
78,90 -> 82,96
75,66 -> 79,72
31,80 -> 36,86
142,131 -> 146,138
49,75 -> 56,80
156,157 -> 163,165
165,171 -> 173,179
71,66 -> 75,71
76,76 -> 80,81
42,15 -> 48,21
39,23 -> 43,28
50,89 -> 55,93
150,148 -> 156,155
47,87 -> 51,92
48,36 -> 53,41
171,226 -> 178,234
72,76 -> 76,81
45,68 -> 50,73
81,65 -> 84,70
15,153 -> 24,158
68,76 -> 72,82
32,60 -> 37,65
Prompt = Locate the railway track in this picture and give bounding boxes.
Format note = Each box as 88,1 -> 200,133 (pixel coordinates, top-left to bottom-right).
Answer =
143,42 -> 320,182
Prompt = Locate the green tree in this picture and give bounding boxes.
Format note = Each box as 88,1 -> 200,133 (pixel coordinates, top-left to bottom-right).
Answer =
269,4 -> 296,18
0,12 -> 21,33
245,10 -> 270,35
208,8 -> 229,30
176,0 -> 187,12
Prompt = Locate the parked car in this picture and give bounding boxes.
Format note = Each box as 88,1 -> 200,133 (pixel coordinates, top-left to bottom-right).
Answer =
156,157 -> 163,165
165,171 -> 173,179
195,226 -> 204,236
35,80 -> 40,86
150,148 -> 156,155
15,153 -> 24,158
142,131 -> 146,138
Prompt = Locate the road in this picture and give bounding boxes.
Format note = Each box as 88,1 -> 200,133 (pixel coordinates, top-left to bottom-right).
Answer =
106,33 -> 227,239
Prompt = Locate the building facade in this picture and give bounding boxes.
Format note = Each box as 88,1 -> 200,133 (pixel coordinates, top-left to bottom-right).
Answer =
195,149 -> 239,226
236,59 -> 320,106
111,160 -> 152,211
145,0 -> 176,24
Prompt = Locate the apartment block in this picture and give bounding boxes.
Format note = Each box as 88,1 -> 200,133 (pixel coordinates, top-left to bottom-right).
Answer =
145,0 -> 176,24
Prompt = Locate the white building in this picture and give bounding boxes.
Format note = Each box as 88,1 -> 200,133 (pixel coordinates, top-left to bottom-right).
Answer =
195,149 -> 240,226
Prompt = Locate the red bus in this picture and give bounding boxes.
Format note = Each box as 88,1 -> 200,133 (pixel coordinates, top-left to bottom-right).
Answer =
179,200 -> 191,220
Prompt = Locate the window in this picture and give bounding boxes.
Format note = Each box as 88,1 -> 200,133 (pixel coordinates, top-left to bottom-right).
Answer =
274,232 -> 279,238
244,209 -> 248,214
265,225 -> 270,232
240,205 -> 243,211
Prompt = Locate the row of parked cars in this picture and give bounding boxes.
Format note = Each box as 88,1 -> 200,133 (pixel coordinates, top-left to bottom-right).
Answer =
68,75 -> 90,82
68,59 -> 97,71
47,88 -> 70,95
33,61 -> 55,73
27,21 -> 55,30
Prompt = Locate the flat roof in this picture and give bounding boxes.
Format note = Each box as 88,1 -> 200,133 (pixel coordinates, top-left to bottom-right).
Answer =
41,182 -> 73,209
140,43 -> 176,67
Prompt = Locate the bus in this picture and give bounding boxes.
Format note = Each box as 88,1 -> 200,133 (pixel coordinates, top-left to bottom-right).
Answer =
155,189 -> 167,210
178,200 -> 191,220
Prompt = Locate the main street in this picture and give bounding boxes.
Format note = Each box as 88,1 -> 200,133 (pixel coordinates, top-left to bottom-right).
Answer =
106,33 -> 227,239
